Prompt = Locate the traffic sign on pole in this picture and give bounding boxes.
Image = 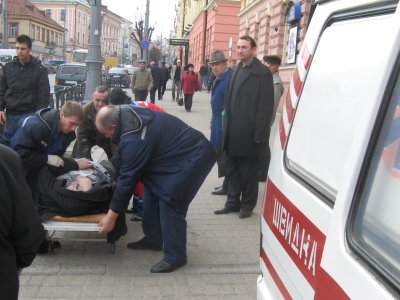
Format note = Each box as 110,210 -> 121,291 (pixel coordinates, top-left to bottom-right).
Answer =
140,40 -> 150,49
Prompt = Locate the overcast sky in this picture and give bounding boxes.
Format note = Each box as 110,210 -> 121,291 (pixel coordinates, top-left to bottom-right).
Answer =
102,0 -> 178,38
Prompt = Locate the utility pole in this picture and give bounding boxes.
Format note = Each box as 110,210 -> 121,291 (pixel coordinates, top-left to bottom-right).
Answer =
3,0 -> 8,48
62,0 -> 67,60
143,0 -> 150,62
84,0 -> 103,100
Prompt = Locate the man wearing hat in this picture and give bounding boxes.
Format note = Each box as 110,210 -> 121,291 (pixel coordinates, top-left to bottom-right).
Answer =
131,60 -> 153,101
258,55 -> 284,181
209,50 -> 233,196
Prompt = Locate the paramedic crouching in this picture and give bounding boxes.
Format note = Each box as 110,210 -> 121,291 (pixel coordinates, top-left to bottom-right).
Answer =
95,105 -> 216,273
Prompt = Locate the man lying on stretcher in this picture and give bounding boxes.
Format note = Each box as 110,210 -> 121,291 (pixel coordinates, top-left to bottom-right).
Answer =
36,157 -> 127,243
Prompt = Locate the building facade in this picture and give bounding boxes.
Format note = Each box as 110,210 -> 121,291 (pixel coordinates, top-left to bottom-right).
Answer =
175,0 -> 241,71
239,0 -> 315,93
1,0 -> 65,60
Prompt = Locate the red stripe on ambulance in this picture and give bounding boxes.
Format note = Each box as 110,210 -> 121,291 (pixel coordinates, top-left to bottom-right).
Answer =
285,92 -> 295,124
262,179 -> 349,299
302,45 -> 312,70
279,115 -> 287,149
293,68 -> 302,97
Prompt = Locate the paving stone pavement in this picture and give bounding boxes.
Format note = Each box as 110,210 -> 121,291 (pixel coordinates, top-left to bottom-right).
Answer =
19,85 -> 278,300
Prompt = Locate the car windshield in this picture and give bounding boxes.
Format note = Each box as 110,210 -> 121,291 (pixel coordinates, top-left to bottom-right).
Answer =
60,66 -> 85,76
109,68 -> 125,74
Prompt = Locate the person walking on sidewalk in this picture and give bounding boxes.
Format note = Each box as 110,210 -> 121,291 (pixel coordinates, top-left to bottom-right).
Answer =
170,60 -> 183,101
214,35 -> 274,219
149,60 -> 161,104
158,62 -> 170,100
180,64 -> 201,112
131,60 -> 153,101
95,105 -> 216,273
209,51 -> 233,196
0,34 -> 50,145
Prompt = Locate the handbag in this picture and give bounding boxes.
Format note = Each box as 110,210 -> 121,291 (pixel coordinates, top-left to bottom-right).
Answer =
177,96 -> 183,106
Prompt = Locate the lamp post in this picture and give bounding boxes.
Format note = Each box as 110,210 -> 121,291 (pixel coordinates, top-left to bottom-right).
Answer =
143,0 -> 150,62
3,0 -> 8,48
62,0 -> 67,60
84,0 -> 103,100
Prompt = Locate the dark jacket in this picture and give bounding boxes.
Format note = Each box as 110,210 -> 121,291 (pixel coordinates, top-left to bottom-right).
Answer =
210,68 -> 233,146
109,105 -> 216,214
0,145 -> 44,300
222,58 -> 274,157
10,108 -> 76,175
160,66 -> 170,83
0,55 -> 50,115
150,65 -> 161,88
73,102 -> 114,159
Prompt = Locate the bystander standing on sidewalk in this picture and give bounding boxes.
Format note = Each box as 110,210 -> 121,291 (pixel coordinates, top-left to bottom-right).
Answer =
209,51 -> 233,196
0,35 -> 50,145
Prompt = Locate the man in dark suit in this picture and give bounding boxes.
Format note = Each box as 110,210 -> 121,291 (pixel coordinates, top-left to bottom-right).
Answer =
215,35 -> 274,219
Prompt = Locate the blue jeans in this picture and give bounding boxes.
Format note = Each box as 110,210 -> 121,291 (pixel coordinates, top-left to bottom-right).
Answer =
142,188 -> 187,264
171,79 -> 181,101
0,113 -> 34,146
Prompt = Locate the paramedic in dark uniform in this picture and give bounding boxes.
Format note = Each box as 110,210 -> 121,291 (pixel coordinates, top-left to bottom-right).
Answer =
0,145 -> 44,300
95,104 -> 216,273
10,101 -> 93,195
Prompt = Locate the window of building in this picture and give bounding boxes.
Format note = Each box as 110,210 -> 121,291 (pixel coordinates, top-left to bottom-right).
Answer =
36,26 -> 40,41
31,25 -> 35,40
45,9 -> 52,18
78,12 -> 81,24
10,23 -> 18,37
51,31 -> 54,43
82,34 -> 85,46
282,1 -> 301,65
42,28 -> 45,42
46,29 -> 50,43
60,9 -> 66,22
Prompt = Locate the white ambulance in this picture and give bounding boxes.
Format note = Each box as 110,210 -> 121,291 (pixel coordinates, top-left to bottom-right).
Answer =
258,0 -> 400,299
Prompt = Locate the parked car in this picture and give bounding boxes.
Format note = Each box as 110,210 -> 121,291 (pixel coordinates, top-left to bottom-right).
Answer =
55,63 -> 87,90
107,67 -> 130,87
42,61 -> 57,74
125,66 -> 136,77
44,59 -> 66,69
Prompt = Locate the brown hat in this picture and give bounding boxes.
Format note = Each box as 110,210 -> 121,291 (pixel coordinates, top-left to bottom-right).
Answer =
263,55 -> 281,65
209,50 -> 228,64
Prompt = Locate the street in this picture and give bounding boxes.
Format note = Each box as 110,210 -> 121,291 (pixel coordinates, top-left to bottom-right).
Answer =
19,86 -> 276,300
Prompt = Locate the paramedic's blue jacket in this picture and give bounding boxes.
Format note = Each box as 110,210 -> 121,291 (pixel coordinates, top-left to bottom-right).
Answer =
110,105 -> 216,213
10,108 -> 76,175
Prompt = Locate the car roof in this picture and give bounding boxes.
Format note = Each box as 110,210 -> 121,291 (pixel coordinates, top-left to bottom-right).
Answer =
59,63 -> 86,67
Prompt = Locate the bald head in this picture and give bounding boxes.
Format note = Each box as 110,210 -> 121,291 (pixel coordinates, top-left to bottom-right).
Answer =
96,106 -> 118,138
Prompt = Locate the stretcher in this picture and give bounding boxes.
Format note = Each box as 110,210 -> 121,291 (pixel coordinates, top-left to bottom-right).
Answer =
42,213 -> 116,253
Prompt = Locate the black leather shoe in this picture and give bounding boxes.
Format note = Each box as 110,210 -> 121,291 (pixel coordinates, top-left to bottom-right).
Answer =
127,238 -> 162,251
214,207 -> 240,215
239,210 -> 252,219
150,260 -> 187,273
211,186 -> 227,195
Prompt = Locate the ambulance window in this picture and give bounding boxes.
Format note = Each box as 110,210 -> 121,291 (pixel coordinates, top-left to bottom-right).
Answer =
285,13 -> 394,202
350,75 -> 400,289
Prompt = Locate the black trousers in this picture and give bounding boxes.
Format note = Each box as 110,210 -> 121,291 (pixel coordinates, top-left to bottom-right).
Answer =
258,127 -> 272,181
184,94 -> 193,111
158,81 -> 167,99
134,89 -> 148,102
224,155 -> 259,213
149,86 -> 158,104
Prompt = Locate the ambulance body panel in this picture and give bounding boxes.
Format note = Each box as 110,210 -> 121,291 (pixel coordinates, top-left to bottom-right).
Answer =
258,0 -> 400,299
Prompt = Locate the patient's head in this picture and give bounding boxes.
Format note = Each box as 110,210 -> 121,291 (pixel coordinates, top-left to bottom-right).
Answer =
66,175 -> 92,191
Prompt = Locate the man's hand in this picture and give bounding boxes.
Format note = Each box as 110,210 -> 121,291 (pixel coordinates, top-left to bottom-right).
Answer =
76,158 -> 94,170
0,111 -> 5,125
98,210 -> 119,235
47,155 -> 65,167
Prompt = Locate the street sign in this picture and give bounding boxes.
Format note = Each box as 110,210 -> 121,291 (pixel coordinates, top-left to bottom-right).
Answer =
140,40 -> 150,49
169,38 -> 189,46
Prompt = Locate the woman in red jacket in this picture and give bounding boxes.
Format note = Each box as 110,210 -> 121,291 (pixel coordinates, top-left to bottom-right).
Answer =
180,64 -> 201,112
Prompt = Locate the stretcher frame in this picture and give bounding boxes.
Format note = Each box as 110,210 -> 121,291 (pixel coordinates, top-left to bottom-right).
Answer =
42,214 -> 116,253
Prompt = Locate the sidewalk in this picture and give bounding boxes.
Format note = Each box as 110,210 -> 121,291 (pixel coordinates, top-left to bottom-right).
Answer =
19,86 -> 271,300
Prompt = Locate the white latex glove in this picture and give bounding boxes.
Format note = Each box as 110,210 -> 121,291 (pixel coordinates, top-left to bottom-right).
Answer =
47,155 -> 65,167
